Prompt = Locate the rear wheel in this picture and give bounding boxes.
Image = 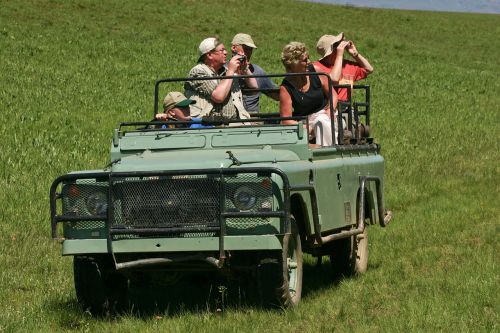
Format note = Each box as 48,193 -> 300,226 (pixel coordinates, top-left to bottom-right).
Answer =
74,256 -> 128,316
258,219 -> 303,308
353,227 -> 368,274
329,226 -> 368,277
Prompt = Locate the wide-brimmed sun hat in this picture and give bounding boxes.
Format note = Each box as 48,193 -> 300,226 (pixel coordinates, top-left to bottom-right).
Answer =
316,32 -> 344,59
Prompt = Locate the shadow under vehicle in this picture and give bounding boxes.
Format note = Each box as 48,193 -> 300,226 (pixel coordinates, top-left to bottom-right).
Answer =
50,72 -> 392,315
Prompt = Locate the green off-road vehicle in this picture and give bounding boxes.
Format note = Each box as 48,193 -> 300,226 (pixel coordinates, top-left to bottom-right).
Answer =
50,73 -> 392,314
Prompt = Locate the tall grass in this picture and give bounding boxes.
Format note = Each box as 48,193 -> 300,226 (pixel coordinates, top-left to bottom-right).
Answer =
0,0 -> 498,331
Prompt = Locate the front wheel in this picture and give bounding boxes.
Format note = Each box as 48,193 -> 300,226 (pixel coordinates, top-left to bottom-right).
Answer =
73,256 -> 128,316
258,219 -> 303,308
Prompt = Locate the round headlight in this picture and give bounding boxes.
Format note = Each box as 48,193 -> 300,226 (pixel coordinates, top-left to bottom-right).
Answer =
86,192 -> 108,216
233,186 -> 257,211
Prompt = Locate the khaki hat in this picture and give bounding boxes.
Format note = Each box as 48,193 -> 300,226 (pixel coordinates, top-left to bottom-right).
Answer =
316,32 -> 344,59
163,92 -> 196,112
231,33 -> 257,48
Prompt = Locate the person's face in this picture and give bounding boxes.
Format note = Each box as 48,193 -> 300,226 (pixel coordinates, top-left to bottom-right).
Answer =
232,44 -> 253,61
288,53 -> 309,73
209,43 -> 227,66
168,106 -> 191,121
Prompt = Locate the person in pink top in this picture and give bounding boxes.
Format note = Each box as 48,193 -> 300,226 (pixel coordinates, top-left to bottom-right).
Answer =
312,33 -> 373,102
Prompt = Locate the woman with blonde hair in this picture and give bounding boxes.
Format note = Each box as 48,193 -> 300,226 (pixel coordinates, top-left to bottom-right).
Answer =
279,42 -> 338,146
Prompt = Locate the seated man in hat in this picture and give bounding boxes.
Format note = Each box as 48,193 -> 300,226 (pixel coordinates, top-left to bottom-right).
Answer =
184,37 -> 257,121
155,91 -> 208,128
312,33 -> 374,103
231,33 -> 279,113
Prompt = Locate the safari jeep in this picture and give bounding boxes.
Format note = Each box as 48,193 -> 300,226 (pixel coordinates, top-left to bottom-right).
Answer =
50,74 -> 391,314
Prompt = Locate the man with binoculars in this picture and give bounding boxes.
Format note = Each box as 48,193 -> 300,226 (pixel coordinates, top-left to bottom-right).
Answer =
312,33 -> 374,102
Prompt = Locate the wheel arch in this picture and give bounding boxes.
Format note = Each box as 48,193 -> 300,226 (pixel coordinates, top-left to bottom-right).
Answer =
290,193 -> 312,247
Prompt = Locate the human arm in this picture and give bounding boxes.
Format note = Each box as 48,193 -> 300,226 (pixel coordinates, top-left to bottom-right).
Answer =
258,74 -> 280,101
210,55 -> 239,103
320,75 -> 338,116
239,59 -> 258,89
265,90 -> 280,101
279,85 -> 296,125
211,55 -> 257,103
327,40 -> 350,82
346,41 -> 373,74
249,65 -> 279,100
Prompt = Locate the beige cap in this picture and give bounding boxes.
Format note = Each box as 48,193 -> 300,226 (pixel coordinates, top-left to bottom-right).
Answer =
231,33 -> 257,48
163,92 -> 195,112
198,37 -> 218,57
316,32 -> 344,59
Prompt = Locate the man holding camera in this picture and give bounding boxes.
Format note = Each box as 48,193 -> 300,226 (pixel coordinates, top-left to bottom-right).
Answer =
312,33 -> 374,102
231,33 -> 279,113
184,37 -> 257,120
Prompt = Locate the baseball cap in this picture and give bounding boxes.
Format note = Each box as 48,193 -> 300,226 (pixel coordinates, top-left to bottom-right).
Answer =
198,37 -> 219,62
316,32 -> 344,59
163,92 -> 196,112
231,33 -> 257,48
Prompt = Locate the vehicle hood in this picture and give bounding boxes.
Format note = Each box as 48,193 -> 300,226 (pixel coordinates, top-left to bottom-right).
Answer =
111,148 -> 300,172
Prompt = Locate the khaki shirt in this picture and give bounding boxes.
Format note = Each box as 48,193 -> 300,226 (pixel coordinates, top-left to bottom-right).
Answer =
184,63 -> 250,119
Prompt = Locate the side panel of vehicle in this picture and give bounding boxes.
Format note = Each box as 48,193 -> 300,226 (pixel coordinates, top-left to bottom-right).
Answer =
341,153 -> 385,226
311,149 -> 384,233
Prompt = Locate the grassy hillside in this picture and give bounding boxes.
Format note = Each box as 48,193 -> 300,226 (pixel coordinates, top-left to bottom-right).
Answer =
0,0 -> 498,331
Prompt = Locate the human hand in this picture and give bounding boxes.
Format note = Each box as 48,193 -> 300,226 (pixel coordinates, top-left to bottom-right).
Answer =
235,53 -> 248,74
227,54 -> 244,74
346,41 -> 359,57
337,40 -> 350,53
155,113 -> 168,121
238,54 -> 248,73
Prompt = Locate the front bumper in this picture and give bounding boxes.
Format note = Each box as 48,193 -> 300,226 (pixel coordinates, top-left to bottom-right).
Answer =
61,234 -> 283,255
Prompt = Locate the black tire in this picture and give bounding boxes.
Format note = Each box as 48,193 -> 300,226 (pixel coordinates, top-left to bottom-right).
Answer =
329,236 -> 352,277
329,226 -> 368,277
258,219 -> 303,308
74,256 -> 128,316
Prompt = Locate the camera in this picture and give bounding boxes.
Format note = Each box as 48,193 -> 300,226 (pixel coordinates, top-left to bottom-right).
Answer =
238,55 -> 246,62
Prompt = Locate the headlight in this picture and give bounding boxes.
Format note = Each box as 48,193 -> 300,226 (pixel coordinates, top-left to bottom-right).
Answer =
85,192 -> 108,216
232,186 -> 257,211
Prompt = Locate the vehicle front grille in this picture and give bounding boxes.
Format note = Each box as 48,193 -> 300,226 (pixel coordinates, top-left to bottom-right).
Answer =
110,176 -> 221,231
51,170 -> 285,240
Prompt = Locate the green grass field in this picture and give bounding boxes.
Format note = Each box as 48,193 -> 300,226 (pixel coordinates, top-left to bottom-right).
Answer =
0,0 -> 498,331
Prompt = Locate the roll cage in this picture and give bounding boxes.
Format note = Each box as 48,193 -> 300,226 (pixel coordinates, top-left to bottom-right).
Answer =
152,73 -> 372,145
